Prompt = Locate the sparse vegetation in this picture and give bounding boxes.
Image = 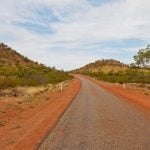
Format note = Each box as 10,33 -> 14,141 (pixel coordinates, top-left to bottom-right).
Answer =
81,68 -> 150,84
73,49 -> 150,84
0,120 -> 7,127
0,43 -> 72,89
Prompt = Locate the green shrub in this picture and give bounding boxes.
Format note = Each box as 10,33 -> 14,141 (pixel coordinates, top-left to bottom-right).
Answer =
80,68 -> 150,84
0,65 -> 72,89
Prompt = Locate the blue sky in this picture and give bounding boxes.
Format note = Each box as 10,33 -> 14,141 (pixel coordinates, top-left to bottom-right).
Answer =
0,0 -> 150,70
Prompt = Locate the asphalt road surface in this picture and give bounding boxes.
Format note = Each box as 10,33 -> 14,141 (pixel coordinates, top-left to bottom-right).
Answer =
39,76 -> 150,150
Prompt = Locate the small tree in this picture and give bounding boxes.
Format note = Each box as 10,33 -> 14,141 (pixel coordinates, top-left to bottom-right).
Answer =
134,45 -> 150,68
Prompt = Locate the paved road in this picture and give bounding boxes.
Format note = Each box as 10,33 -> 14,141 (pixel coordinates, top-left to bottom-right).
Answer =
39,76 -> 150,150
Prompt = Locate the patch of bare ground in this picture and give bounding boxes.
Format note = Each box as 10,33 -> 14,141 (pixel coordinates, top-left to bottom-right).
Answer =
0,78 -> 80,150
78,75 -> 150,111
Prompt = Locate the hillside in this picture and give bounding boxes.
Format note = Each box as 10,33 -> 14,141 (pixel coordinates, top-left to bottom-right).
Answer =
73,59 -> 150,84
73,59 -> 129,74
0,43 -> 33,67
0,43 -> 72,88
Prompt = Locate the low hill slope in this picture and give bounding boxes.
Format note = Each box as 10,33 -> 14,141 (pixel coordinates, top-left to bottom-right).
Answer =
0,43 -> 72,89
73,59 -> 129,74
73,59 -> 150,84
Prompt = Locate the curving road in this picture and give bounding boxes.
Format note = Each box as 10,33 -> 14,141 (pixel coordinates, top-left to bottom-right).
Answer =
39,76 -> 150,150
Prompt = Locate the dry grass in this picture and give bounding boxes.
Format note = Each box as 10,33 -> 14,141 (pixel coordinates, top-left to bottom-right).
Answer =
0,80 -> 71,104
125,83 -> 150,95
0,120 -> 7,127
0,80 -> 71,128
89,66 -> 128,73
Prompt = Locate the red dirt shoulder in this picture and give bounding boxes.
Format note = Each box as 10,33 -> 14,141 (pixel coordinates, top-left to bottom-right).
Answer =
0,78 -> 81,150
80,75 -> 150,111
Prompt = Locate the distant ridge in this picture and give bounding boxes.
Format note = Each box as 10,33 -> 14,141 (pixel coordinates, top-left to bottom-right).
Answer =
73,59 -> 129,74
72,59 -> 150,84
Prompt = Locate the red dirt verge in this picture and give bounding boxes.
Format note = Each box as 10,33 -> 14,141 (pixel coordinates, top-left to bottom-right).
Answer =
0,78 -> 80,150
79,75 -> 150,111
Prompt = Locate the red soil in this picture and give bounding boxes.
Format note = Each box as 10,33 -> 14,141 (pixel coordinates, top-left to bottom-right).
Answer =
0,78 -> 80,150
1,75 -> 149,150
81,75 -> 150,111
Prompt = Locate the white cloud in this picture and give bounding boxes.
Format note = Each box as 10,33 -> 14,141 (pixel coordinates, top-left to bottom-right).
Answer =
0,0 -> 149,70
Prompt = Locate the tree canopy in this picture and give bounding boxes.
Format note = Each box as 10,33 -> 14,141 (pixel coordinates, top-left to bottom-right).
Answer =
134,45 -> 150,68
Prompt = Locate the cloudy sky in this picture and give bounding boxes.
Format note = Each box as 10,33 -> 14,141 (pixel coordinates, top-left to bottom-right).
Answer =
0,0 -> 150,70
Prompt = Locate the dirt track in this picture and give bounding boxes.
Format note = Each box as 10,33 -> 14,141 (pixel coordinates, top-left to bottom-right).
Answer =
39,76 -> 150,150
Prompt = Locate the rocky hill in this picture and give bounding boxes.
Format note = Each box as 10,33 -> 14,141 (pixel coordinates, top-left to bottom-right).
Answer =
73,59 -> 129,74
0,43 -> 72,88
0,43 -> 34,67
